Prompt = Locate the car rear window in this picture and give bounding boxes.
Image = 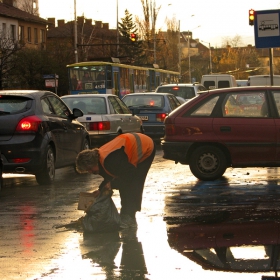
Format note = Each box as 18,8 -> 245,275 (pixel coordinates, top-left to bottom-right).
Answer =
156,86 -> 195,99
63,97 -> 107,114
123,95 -> 164,107
0,96 -> 31,114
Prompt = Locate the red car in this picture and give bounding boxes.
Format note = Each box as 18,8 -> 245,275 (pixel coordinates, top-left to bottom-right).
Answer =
161,86 -> 280,180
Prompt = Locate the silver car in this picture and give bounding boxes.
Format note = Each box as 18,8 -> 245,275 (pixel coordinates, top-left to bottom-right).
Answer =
61,94 -> 143,147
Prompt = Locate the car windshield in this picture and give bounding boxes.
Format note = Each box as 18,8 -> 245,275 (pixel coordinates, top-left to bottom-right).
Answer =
62,97 -> 107,114
123,95 -> 164,108
156,86 -> 195,99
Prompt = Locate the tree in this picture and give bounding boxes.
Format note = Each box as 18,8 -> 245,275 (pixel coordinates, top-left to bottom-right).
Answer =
16,0 -> 39,16
158,17 -> 180,71
9,38 -> 74,95
118,9 -> 144,64
135,0 -> 161,66
0,30 -> 24,89
9,48 -> 51,90
210,45 -> 261,79
221,35 -> 244,48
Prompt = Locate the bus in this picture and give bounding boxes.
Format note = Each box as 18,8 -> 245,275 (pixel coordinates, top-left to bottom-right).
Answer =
67,61 -> 180,97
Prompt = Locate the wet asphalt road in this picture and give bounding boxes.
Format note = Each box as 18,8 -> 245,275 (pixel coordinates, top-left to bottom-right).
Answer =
1,145 -> 280,279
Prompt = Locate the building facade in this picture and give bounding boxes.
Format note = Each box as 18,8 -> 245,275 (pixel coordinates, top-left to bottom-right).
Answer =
0,0 -> 47,49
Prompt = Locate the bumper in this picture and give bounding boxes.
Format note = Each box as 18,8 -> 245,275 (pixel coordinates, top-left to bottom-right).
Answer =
89,133 -> 119,147
1,147 -> 45,174
142,124 -> 165,139
0,134 -> 47,174
161,140 -> 192,164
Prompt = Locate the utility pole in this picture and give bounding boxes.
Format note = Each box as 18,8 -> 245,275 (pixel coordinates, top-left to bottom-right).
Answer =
178,20 -> 181,80
74,0 -> 78,63
116,0 -> 119,57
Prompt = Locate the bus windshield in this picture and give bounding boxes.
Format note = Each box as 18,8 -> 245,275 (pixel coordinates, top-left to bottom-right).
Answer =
69,65 -> 112,94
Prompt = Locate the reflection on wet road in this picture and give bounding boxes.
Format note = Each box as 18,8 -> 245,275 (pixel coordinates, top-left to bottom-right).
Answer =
2,148 -> 280,279
165,179 -> 280,275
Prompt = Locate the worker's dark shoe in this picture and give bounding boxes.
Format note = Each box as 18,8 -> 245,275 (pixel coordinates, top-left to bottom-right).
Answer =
119,214 -> 137,229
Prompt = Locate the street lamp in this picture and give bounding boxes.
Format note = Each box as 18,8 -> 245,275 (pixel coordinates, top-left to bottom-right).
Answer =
178,20 -> 181,80
202,40 -> 212,74
187,25 -> 200,83
116,0 -> 119,56
178,15 -> 195,82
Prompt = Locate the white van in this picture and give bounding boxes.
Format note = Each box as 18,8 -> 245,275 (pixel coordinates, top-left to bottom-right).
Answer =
247,75 -> 280,86
201,74 -> 237,90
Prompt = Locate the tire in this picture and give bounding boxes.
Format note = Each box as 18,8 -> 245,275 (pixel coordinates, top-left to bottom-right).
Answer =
74,138 -> 90,173
189,146 -> 227,181
35,145 -> 55,185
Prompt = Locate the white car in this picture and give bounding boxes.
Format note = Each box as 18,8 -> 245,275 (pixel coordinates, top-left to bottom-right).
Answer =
61,94 -> 143,147
155,83 -> 207,102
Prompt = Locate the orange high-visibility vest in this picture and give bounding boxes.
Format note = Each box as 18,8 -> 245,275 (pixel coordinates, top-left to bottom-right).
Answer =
99,133 -> 154,177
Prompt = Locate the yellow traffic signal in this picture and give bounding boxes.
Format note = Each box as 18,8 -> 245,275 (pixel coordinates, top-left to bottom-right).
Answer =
249,9 -> 255,26
130,33 -> 137,42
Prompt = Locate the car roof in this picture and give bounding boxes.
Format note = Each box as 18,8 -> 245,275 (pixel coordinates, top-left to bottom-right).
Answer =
123,92 -> 174,96
157,83 -> 203,87
207,86 -> 280,94
0,90 -> 55,98
61,94 -> 116,98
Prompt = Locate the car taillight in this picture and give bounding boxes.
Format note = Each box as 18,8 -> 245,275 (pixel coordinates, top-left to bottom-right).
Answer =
11,158 -> 30,163
16,116 -> 42,132
89,121 -> 110,131
156,113 -> 167,122
164,117 -> 176,135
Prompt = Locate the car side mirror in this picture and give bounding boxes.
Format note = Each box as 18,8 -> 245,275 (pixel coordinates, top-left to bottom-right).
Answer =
130,108 -> 140,115
71,108 -> 83,119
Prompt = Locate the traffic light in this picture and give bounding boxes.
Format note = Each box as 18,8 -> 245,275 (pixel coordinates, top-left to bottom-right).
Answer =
130,33 -> 137,42
249,9 -> 255,26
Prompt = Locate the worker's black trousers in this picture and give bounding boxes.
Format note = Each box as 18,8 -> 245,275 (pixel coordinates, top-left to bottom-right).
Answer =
117,145 -> 156,218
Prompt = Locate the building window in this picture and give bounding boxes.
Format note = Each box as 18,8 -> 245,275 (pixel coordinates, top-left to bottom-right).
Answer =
40,29 -> 45,43
19,26 -> 24,42
27,27 -> 31,43
10,24 -> 16,41
2,23 -> 6,38
34,28 -> 38,44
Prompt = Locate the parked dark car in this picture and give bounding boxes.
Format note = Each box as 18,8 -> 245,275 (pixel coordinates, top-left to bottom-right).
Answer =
122,92 -> 181,140
161,86 -> 280,181
0,90 -> 90,185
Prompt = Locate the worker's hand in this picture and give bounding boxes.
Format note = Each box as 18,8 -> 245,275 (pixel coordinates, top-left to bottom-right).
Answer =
104,182 -> 112,190
91,190 -> 100,197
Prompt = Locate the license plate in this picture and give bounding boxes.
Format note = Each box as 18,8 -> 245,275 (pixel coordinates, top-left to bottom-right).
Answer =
140,116 -> 149,121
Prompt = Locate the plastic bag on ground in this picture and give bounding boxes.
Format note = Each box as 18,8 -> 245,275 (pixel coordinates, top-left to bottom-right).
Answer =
82,189 -> 120,233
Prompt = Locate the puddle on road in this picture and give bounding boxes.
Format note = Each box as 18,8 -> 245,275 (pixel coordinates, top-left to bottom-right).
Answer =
6,161 -> 280,280
29,198 -> 280,280
29,215 -> 278,280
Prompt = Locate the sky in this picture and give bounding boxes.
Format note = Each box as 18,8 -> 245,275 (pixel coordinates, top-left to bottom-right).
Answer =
39,0 -> 280,47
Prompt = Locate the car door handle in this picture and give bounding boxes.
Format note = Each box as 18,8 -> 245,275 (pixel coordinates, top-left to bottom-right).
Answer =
220,126 -> 231,132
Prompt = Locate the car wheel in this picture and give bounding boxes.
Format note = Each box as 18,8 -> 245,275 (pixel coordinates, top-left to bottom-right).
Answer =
74,138 -> 90,173
189,146 -> 227,181
35,145 -> 55,185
